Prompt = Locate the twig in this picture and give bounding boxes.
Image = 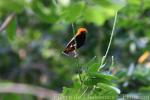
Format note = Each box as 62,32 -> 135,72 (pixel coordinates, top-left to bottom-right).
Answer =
80,87 -> 88,97
0,13 -> 16,32
98,11 -> 118,71
0,82 -> 59,99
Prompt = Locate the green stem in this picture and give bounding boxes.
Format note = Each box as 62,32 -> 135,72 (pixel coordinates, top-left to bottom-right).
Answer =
80,87 -> 89,97
72,23 -> 76,35
98,11 -> 118,71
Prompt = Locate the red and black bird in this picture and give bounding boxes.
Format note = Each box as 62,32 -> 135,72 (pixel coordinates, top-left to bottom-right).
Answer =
62,28 -> 88,57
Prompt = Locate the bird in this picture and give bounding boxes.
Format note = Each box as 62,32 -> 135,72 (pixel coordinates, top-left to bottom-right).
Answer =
62,28 -> 88,57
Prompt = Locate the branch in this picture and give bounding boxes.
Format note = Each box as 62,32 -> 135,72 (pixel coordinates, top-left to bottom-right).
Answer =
0,82 -> 59,99
0,13 -> 15,32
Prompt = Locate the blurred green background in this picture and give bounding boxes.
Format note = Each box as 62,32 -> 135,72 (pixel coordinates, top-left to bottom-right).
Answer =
0,0 -> 150,100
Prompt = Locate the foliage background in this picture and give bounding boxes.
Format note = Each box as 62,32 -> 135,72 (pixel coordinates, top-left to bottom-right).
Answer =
0,0 -> 150,99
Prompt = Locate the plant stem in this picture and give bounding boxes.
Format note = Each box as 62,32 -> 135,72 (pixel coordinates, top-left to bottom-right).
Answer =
98,11 -> 118,71
80,87 -> 88,97
80,11 -> 118,97
0,13 -> 15,32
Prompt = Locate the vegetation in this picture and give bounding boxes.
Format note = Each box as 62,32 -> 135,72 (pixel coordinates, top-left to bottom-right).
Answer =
0,0 -> 150,100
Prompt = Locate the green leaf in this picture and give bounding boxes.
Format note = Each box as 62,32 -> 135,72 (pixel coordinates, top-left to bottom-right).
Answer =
84,56 -> 104,72
84,56 -> 97,67
6,18 -> 16,41
87,83 -> 120,100
88,63 -> 100,72
83,6 -> 106,25
31,1 -> 58,23
0,0 -> 27,12
88,72 -> 118,81
143,0 -> 150,9
93,0 -> 112,6
97,83 -> 120,95
1,94 -> 22,100
84,72 -> 118,86
84,76 -> 102,86
139,86 -> 150,92
61,2 -> 85,22
62,83 -> 81,96
93,0 -> 125,10
88,83 -> 120,98
127,0 -> 141,5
